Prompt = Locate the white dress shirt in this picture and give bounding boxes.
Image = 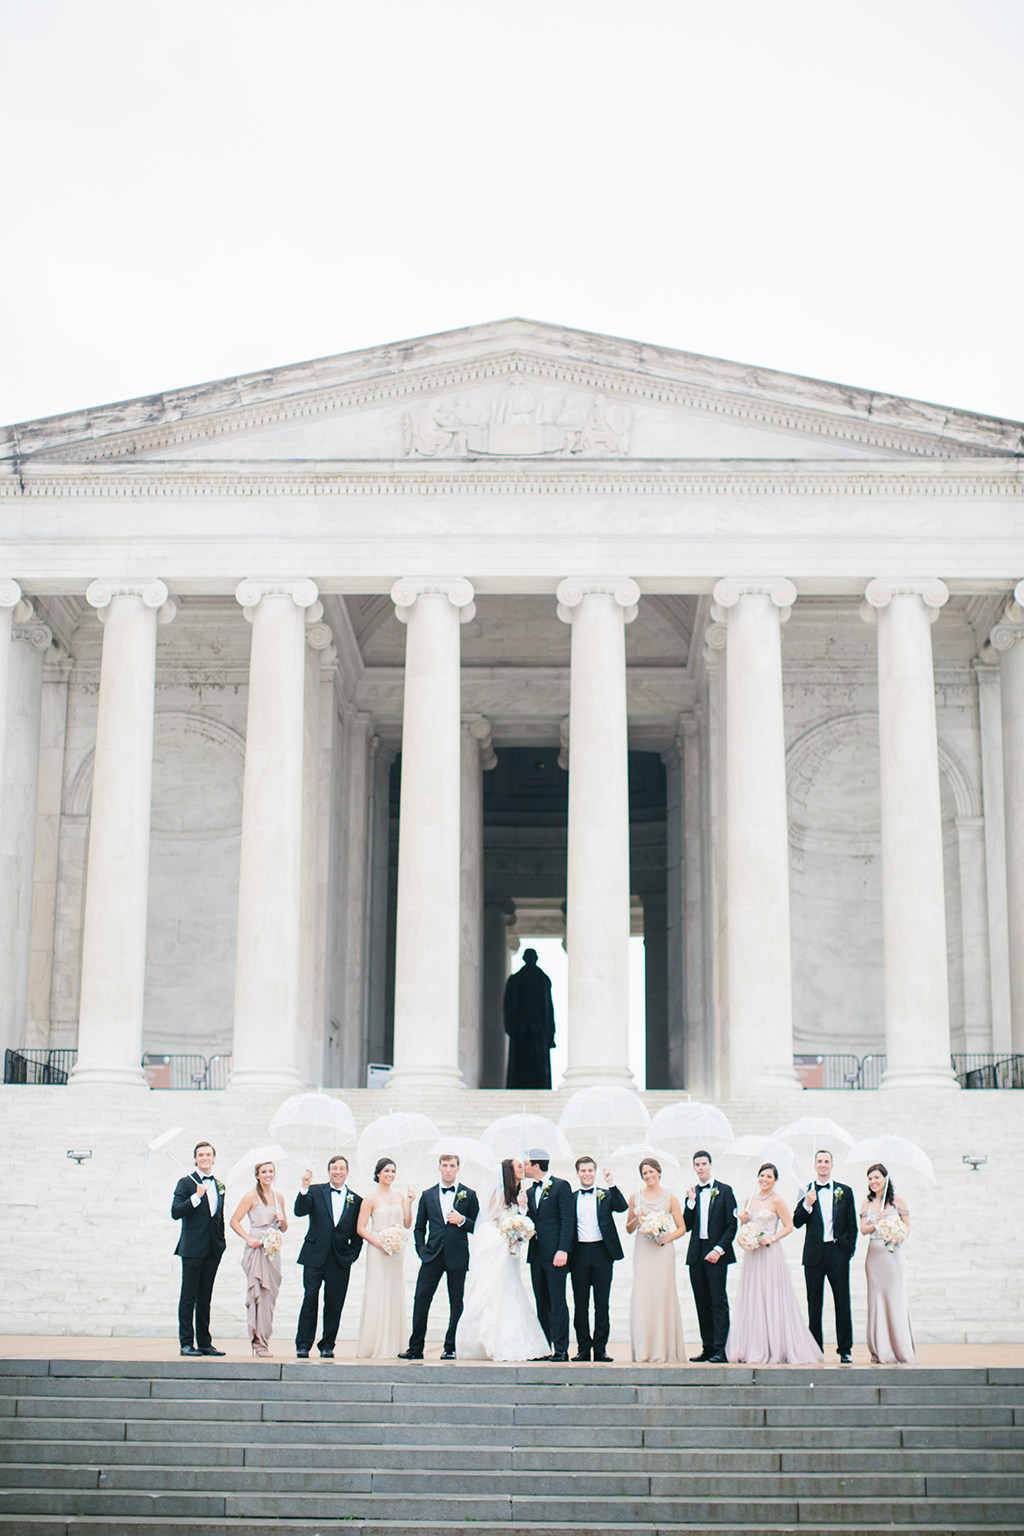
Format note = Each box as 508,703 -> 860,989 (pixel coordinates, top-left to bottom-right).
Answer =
575,1187 -> 602,1244
190,1173 -> 218,1215
685,1180 -> 722,1254
329,1183 -> 349,1225
439,1183 -> 464,1224
806,1181 -> 835,1242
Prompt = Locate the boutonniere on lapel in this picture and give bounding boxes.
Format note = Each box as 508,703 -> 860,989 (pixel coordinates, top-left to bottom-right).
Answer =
539,1185 -> 549,1201
345,1192 -> 355,1207
455,1190 -> 467,1204
596,1190 -> 606,1203
216,1182 -> 225,1195
834,1188 -> 844,1203
709,1187 -> 720,1203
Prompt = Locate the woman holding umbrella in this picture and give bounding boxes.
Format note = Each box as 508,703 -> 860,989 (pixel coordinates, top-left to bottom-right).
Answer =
860,1164 -> 915,1364
229,1161 -> 288,1358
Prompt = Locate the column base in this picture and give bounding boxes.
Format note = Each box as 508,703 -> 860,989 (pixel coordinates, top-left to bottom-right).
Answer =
385,1064 -> 466,1091
880,1064 -> 960,1091
68,1063 -> 149,1089
228,1067 -> 306,1091
559,1065 -> 636,1089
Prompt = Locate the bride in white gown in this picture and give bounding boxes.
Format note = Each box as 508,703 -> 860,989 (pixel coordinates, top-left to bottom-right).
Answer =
456,1158 -> 550,1362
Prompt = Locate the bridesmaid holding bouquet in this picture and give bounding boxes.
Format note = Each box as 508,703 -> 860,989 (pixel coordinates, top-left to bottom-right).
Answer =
230,1161 -> 288,1358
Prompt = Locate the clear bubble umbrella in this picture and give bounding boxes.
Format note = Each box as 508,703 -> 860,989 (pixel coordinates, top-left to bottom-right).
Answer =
268,1091 -> 357,1163
480,1111 -> 574,1167
411,1136 -> 498,1193
223,1142 -> 310,1216
608,1142 -> 682,1196
140,1125 -> 201,1213
646,1101 -> 735,1163
715,1135 -> 803,1208
356,1110 -> 441,1187
558,1087 -> 650,1164
838,1135 -> 938,1203
772,1116 -> 857,1182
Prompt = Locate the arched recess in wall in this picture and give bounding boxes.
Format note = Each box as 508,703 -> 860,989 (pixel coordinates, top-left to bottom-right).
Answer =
786,712 -> 978,1055
64,712 -> 246,1055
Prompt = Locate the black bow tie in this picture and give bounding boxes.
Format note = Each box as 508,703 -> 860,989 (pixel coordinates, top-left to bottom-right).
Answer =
580,1188 -> 596,1194
815,1183 -> 831,1190
330,1188 -> 346,1196
697,1184 -> 712,1193
441,1187 -> 456,1193
197,1176 -> 214,1183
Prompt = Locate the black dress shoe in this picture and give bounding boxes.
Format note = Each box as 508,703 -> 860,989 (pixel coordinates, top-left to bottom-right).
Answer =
397,1349 -> 423,1360
593,1353 -> 614,1363
296,1350 -> 309,1359
706,1352 -> 727,1363
690,1351 -> 712,1362
440,1350 -> 456,1361
319,1350 -> 334,1360
198,1346 -> 225,1357
179,1345 -> 201,1356
839,1352 -> 852,1363
550,1351 -> 570,1362
572,1353 -> 591,1362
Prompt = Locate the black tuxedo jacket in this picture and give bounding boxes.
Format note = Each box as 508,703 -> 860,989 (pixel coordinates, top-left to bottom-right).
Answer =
414,1182 -> 479,1271
527,1176 -> 575,1268
682,1180 -> 738,1266
570,1184 -> 628,1262
171,1175 -> 227,1260
293,1183 -> 364,1269
792,1181 -> 857,1264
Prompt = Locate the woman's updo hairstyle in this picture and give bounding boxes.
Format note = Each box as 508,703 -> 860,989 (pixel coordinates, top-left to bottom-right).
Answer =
639,1157 -> 662,1177
373,1157 -> 396,1183
757,1162 -> 779,1182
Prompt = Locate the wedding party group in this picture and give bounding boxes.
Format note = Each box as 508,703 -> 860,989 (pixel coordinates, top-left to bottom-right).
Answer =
171,1138 -> 915,1367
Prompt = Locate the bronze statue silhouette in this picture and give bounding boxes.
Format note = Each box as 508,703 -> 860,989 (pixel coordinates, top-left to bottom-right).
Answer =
503,948 -> 556,1089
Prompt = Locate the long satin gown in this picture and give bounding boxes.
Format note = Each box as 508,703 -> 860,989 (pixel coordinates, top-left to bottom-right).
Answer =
629,1191 -> 685,1363
241,1198 -> 284,1350
356,1201 -> 407,1359
726,1207 -> 823,1365
863,1205 -> 916,1364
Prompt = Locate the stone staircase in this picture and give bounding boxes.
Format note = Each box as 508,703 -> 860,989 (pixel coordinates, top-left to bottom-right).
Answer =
0,1083 -> 1020,1344
1,1357 -> 1023,1532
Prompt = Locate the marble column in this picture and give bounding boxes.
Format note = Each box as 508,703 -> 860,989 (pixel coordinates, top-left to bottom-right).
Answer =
481,898 -> 515,1087
230,578 -> 319,1089
0,611 -> 51,1055
27,651 -> 71,1050
71,580 -> 175,1086
973,659 -> 1012,1053
387,577 -> 475,1091
0,581 -> 26,849
460,716 -> 496,1089
862,578 -> 958,1088
712,579 -> 801,1097
990,582 -> 1024,1054
702,622 -> 728,1102
556,577 -> 639,1088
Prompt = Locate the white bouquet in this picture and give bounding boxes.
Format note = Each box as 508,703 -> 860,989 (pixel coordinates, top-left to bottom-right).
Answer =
497,1208 -> 535,1254
378,1225 -> 409,1257
639,1210 -> 672,1243
261,1227 -> 284,1258
736,1221 -> 767,1252
875,1211 -> 908,1253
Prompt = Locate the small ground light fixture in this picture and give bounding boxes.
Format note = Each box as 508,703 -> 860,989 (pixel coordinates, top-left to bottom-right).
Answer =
66,1150 -> 92,1164
963,1155 -> 987,1172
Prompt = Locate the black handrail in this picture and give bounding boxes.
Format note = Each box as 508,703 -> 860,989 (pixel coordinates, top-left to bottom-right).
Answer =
4,1047 -> 232,1088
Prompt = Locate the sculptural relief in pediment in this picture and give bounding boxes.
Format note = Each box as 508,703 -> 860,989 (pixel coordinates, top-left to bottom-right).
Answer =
402,375 -> 631,458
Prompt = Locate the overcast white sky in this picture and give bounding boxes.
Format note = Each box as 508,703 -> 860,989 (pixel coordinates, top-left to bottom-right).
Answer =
1,1 -> 1021,428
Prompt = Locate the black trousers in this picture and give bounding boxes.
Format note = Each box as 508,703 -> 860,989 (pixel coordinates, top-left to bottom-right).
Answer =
408,1255 -> 467,1353
178,1254 -> 222,1349
688,1242 -> 731,1355
530,1259 -> 569,1354
804,1244 -> 853,1355
569,1242 -> 614,1357
296,1253 -> 352,1353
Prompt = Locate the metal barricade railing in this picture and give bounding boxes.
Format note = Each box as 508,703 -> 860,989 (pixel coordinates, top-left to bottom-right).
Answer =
3,1047 -> 78,1084
205,1054 -> 233,1090
952,1052 -> 1024,1089
793,1054 -> 862,1089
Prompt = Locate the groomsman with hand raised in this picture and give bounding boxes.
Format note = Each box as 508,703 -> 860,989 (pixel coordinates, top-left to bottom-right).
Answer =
793,1148 -> 857,1363
683,1150 -> 737,1364
400,1153 -> 479,1361
171,1140 -> 227,1357
569,1157 -> 628,1362
293,1154 -> 364,1360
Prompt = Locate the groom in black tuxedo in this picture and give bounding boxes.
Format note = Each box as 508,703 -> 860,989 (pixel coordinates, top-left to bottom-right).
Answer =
171,1140 -> 227,1357
683,1150 -> 738,1363
293,1154 -> 364,1360
793,1148 -> 858,1362
399,1153 -> 479,1361
569,1157 -> 628,1362
524,1149 -> 575,1361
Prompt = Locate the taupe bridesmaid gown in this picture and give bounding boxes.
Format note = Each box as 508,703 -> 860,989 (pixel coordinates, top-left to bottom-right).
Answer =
629,1191 -> 685,1363
356,1201 -> 407,1359
863,1203 -> 916,1364
241,1198 -> 283,1351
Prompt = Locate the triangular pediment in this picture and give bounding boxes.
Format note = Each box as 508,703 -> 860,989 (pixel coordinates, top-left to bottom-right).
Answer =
4,318 -> 1021,465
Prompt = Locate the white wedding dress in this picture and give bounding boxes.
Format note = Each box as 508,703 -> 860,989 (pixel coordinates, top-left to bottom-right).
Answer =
455,1196 -> 549,1362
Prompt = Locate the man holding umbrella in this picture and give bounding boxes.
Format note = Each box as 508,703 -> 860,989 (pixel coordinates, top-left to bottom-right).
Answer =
793,1148 -> 857,1363
171,1140 -> 227,1357
683,1150 -> 737,1363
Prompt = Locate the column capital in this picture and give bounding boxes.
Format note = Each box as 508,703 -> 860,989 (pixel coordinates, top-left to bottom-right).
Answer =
712,577 -> 797,620
86,579 -> 176,625
989,591 -> 1024,652
862,577 -> 949,625
0,578 -> 24,612
13,603 -> 53,652
556,576 -> 639,624
464,713 -> 497,769
236,577 -> 318,619
391,576 -> 476,624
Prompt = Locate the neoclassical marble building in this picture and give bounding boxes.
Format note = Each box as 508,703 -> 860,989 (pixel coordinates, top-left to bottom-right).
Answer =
1,319 -> 1022,1099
